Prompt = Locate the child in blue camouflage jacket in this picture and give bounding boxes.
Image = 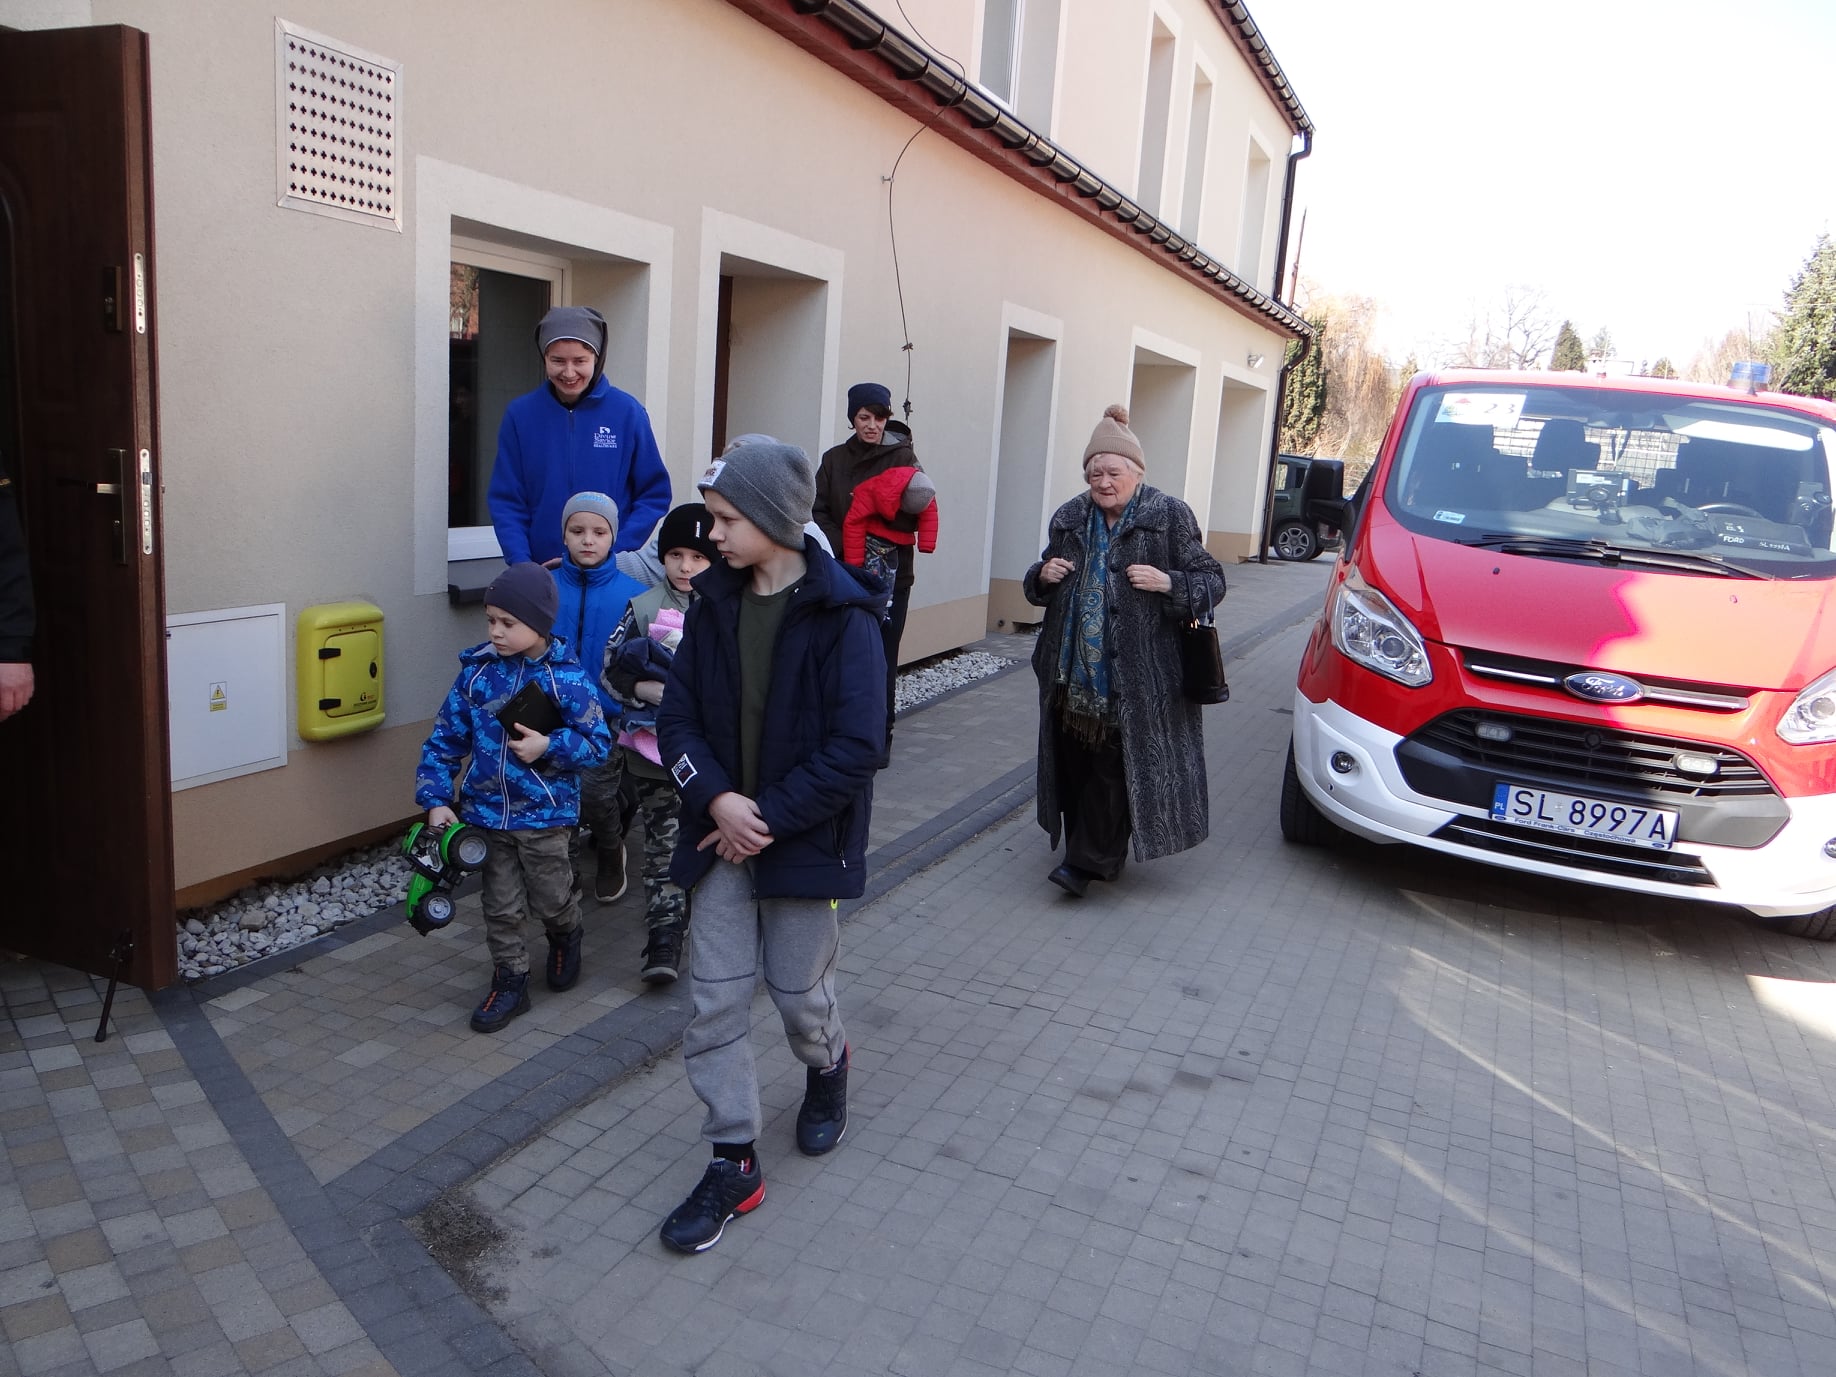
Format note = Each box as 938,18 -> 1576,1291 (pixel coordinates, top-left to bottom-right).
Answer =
415,563 -> 612,1032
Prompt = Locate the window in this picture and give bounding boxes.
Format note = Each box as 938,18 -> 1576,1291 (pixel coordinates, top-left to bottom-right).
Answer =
979,0 -> 1023,104
1179,69 -> 1213,239
1137,19 -> 1176,215
447,238 -> 568,561
978,0 -> 1061,126
1237,139 -> 1273,288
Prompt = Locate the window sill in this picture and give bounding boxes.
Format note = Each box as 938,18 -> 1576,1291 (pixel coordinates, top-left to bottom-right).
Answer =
447,558 -> 505,607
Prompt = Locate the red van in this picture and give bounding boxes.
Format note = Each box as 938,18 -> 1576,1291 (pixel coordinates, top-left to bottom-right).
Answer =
1282,369 -> 1836,940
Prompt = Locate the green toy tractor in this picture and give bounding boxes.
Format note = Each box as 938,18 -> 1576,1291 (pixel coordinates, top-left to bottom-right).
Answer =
401,820 -> 490,935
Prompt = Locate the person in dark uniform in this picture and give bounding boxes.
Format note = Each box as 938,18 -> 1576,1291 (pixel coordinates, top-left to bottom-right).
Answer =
0,459 -> 34,723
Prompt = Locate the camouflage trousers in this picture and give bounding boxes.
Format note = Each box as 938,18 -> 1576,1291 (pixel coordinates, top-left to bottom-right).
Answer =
630,773 -> 687,936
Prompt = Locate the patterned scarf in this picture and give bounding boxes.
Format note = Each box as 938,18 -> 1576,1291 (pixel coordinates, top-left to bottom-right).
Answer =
1053,492 -> 1137,741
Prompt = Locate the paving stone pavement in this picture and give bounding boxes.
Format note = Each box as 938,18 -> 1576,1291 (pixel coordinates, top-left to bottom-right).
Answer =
12,552 -> 1836,1375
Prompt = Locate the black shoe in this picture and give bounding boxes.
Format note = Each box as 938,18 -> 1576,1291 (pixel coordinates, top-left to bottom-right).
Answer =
545,926 -> 583,992
594,840 -> 628,903
470,965 -> 531,1033
1047,864 -> 1090,898
796,1045 -> 849,1156
640,929 -> 681,987
659,1156 -> 765,1254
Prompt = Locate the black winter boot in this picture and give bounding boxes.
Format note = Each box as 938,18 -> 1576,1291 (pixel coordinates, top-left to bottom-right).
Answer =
545,926 -> 583,992
796,1045 -> 849,1156
470,965 -> 531,1033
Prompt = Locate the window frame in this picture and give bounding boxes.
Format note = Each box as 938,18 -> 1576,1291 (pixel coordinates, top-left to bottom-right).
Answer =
447,236 -> 571,562
978,0 -> 1025,110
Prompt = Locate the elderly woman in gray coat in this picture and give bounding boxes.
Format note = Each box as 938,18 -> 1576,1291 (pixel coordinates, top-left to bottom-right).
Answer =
1023,404 -> 1226,897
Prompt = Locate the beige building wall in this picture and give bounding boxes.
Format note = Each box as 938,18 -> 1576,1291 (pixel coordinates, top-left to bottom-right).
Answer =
10,0 -> 1304,894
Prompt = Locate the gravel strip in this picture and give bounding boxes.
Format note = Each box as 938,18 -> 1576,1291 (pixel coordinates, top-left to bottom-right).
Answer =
176,646 -> 1017,980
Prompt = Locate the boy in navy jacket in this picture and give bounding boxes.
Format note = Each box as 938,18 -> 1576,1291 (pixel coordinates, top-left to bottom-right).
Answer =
655,440 -> 886,1254
416,563 -> 612,1033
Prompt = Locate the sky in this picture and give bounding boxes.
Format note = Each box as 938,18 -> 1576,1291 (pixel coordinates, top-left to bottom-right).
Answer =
1243,0 -> 1836,369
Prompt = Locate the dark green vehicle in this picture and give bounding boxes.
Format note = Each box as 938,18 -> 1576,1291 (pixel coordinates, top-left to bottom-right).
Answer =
1270,454 -> 1344,560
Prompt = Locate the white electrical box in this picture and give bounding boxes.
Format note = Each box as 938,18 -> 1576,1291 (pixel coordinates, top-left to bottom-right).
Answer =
167,603 -> 288,790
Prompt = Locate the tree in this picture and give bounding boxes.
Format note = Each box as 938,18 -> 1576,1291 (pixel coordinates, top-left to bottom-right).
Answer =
1649,357 -> 1677,379
1589,327 -> 1614,360
1279,317 -> 1327,453
1685,324 -> 1774,386
1551,320 -> 1586,371
1448,286 -> 1556,370
1774,233 -> 1836,399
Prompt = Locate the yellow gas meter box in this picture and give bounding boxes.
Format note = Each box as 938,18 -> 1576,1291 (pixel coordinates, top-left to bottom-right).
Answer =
297,602 -> 384,741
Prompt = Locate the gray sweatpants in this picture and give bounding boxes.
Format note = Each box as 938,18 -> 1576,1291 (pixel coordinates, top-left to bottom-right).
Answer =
682,858 -> 846,1145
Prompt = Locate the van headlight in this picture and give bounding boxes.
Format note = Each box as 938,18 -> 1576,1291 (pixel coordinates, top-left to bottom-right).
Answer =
1330,569 -> 1432,687
1778,666 -> 1836,743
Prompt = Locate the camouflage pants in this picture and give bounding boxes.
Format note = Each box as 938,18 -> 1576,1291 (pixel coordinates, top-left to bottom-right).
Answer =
631,774 -> 687,936
480,826 -> 578,975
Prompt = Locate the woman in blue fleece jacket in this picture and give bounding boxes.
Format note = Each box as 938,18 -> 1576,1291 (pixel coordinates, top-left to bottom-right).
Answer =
487,305 -> 672,566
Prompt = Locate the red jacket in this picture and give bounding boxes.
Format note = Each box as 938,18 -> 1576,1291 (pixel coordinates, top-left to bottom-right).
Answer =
842,467 -> 939,566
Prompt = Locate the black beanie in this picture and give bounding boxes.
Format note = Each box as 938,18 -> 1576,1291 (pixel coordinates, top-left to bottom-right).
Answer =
484,562 -> 558,638
846,381 -> 892,418
657,503 -> 718,563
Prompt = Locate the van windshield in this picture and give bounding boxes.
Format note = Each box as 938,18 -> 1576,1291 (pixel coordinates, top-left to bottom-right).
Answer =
1386,384 -> 1836,577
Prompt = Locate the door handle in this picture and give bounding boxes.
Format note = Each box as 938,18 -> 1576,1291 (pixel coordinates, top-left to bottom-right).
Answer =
57,450 -> 130,564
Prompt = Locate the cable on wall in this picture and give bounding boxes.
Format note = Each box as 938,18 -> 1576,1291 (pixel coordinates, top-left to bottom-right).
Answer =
881,2 -> 968,421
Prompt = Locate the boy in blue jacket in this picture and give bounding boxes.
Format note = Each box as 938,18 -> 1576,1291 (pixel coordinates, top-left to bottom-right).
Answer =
655,440 -> 887,1254
416,563 -> 612,1033
552,491 -> 645,903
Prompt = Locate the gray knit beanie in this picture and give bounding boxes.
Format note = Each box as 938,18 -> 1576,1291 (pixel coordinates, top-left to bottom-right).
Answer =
697,441 -> 815,550
484,562 -> 559,638
561,491 -> 620,544
535,305 -> 606,356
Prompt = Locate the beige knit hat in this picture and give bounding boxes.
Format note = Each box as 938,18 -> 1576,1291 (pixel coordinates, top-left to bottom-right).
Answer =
1082,403 -> 1145,470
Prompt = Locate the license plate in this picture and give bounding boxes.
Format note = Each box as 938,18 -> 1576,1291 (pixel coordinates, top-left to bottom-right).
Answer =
1489,783 -> 1678,851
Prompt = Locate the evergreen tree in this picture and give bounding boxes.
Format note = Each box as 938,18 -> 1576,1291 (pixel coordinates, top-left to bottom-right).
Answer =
1280,318 -> 1327,452
1589,327 -> 1614,360
1551,321 -> 1586,371
1775,234 -> 1836,399
1649,357 -> 1677,379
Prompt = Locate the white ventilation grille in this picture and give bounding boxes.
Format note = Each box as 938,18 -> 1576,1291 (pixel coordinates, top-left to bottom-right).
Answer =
275,19 -> 401,231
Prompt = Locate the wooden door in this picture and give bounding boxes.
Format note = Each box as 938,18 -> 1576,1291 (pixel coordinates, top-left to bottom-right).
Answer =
0,25 -> 174,988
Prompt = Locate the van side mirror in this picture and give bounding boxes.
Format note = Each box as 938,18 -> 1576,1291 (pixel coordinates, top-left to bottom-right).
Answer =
1301,457 -> 1349,532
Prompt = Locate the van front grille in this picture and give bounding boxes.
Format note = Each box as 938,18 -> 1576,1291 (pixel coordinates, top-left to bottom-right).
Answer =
1409,711 -> 1774,799
1433,816 -> 1717,886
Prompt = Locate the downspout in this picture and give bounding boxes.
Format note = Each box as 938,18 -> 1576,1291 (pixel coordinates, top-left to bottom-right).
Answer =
1258,128 -> 1313,564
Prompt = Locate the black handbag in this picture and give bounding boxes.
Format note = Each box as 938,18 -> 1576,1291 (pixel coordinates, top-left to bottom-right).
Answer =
1180,614 -> 1229,704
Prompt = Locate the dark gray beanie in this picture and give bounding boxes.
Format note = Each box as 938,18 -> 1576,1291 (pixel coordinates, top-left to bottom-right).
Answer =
697,441 -> 815,550
561,491 -> 619,544
484,562 -> 559,638
535,305 -> 606,356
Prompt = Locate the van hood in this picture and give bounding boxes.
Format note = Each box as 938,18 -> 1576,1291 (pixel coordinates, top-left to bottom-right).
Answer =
1365,518 -> 1836,692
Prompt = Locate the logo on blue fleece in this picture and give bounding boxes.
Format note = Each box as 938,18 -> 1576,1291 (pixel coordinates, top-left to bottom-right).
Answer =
593,426 -> 618,449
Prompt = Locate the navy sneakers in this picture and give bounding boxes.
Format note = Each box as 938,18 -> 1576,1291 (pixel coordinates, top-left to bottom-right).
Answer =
658,1157 -> 765,1254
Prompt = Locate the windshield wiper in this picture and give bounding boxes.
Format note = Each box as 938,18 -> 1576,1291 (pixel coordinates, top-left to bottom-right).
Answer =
1459,534 -> 1774,579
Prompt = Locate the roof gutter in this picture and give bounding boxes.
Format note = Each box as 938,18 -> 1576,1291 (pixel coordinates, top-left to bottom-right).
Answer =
1258,127 -> 1314,563
1214,2 -> 1314,138
746,0 -> 1309,338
